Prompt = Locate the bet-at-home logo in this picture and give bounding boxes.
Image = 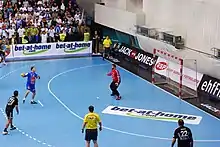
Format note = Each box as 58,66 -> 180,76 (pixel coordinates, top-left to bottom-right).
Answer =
102,106 -> 202,125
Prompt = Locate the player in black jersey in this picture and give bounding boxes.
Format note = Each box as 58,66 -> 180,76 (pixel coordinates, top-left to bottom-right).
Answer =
2,90 -> 19,135
171,119 -> 193,147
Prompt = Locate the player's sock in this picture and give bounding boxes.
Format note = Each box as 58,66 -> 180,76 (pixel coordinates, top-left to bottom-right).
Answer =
3,128 -> 8,133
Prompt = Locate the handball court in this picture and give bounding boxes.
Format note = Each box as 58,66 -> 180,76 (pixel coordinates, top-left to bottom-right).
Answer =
0,57 -> 219,147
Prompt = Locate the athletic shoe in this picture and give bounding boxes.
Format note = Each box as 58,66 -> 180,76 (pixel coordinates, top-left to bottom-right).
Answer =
2,130 -> 8,135
116,96 -> 121,100
31,101 -> 37,104
10,126 -> 16,130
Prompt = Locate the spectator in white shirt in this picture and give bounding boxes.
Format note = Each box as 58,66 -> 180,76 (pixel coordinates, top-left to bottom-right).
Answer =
0,27 -> 2,37
23,1 -> 29,8
52,3 -> 58,12
8,27 -> 15,43
56,17 -> 62,24
74,11 -> 81,21
48,26 -> 55,42
60,0 -> 65,11
0,19 -> 3,28
37,1 -> 43,5
41,30 -> 48,43
2,28 -> 8,38
20,5 -> 27,12
27,4 -> 33,12
17,26 -> 25,44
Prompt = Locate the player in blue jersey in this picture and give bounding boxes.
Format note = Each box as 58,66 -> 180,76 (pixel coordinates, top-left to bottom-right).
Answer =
21,66 -> 40,104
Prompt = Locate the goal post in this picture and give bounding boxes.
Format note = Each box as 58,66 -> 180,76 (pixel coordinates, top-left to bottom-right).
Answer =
152,48 -> 183,98
152,49 -> 199,99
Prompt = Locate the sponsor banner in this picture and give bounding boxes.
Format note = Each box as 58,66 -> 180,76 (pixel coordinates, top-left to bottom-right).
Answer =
198,75 -> 220,101
201,103 -> 220,114
114,43 -> 156,70
102,106 -> 202,125
12,41 -> 92,58
155,57 -> 203,90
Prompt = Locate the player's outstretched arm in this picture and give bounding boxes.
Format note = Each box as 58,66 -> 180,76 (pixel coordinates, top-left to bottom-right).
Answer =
107,71 -> 112,76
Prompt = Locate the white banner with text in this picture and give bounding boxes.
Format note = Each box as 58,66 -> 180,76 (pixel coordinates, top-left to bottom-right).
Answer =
12,41 -> 92,58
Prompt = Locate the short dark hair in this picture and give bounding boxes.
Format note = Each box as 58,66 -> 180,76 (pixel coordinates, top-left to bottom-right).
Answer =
13,90 -> 18,97
112,64 -> 116,68
31,66 -> 35,70
178,119 -> 184,126
88,105 -> 94,112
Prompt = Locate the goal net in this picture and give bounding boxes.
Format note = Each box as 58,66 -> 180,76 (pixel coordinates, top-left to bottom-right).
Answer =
152,49 -> 199,99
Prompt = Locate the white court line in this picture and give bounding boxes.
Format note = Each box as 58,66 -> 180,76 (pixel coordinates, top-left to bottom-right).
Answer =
47,63 -> 220,142
38,100 -> 44,107
0,64 -> 34,80
0,63 -> 55,147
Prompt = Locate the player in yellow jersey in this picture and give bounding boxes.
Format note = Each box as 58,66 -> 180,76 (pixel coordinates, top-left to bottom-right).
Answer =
82,105 -> 102,147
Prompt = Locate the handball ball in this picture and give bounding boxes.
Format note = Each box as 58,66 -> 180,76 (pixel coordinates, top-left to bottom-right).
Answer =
21,73 -> 25,77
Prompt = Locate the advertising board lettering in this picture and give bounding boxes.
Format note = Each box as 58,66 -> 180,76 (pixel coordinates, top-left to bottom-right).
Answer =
56,42 -> 91,49
134,53 -> 154,66
201,103 -> 220,113
102,106 -> 202,125
117,43 -> 155,67
15,44 -> 51,51
198,75 -> 220,100
155,62 -> 168,70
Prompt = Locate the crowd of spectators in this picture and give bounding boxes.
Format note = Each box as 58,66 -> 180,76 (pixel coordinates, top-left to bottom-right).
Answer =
0,0 -> 90,45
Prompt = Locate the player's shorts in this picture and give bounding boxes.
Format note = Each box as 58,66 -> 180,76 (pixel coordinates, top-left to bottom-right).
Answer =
85,129 -> 98,141
26,83 -> 36,93
5,108 -> 13,119
110,81 -> 121,89
0,50 -> 5,57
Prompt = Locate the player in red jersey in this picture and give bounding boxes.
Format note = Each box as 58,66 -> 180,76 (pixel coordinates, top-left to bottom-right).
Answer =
107,64 -> 121,100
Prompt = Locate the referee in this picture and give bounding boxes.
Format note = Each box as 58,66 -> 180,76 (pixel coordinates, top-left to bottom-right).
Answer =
82,105 -> 102,147
102,36 -> 112,60
171,119 -> 193,147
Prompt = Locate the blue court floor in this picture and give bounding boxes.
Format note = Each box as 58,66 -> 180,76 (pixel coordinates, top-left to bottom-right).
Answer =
0,57 -> 220,147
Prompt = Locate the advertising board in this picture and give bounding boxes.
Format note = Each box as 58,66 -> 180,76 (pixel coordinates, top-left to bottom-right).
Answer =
198,74 -> 220,101
114,43 -> 156,71
12,41 -> 92,58
102,106 -> 202,125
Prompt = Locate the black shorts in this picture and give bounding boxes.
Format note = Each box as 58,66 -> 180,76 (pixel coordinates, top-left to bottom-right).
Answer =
104,47 -> 110,54
0,50 -> 5,56
85,129 -> 98,141
110,81 -> 120,89
5,108 -> 13,119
